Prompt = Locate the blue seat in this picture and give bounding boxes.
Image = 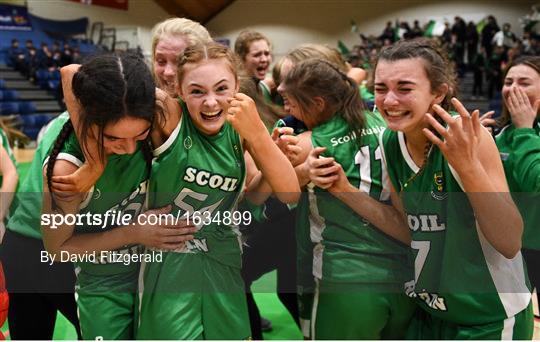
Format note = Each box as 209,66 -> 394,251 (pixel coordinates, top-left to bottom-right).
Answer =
0,79 -> 5,89
50,69 -> 61,80
2,90 -> 18,101
0,102 -> 19,115
35,69 -> 50,82
18,101 -> 36,115
20,114 -> 36,126
23,127 -> 40,140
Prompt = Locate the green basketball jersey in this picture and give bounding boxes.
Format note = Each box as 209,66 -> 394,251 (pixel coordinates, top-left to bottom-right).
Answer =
147,103 -> 246,268
0,127 -> 18,222
381,129 -> 531,325
7,112 -> 69,239
0,128 -> 16,173
495,122 -> 540,250
309,112 -> 412,285
56,131 -> 149,276
259,81 -> 273,104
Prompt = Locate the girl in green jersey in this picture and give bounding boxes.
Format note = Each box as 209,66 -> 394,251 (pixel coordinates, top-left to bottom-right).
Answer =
373,38 -> 532,339
494,56 -> 540,318
277,58 -> 415,339
41,52 -> 196,339
135,42 -> 299,339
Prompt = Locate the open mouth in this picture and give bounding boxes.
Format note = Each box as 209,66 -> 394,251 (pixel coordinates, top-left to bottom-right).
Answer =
200,110 -> 223,121
384,110 -> 410,118
256,66 -> 268,75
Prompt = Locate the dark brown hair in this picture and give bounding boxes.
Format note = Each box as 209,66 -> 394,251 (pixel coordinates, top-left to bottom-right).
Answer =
374,37 -> 457,110
281,59 -> 366,141
499,55 -> 540,127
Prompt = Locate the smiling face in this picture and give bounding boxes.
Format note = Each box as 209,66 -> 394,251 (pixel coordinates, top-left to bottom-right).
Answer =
153,35 -> 188,97
244,39 -> 272,80
100,116 -> 152,155
179,59 -> 238,135
502,64 -> 540,116
374,58 -> 445,134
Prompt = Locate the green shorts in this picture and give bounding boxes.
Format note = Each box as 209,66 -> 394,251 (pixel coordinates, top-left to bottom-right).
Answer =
136,252 -> 250,340
311,280 -> 416,339
407,304 -> 534,340
75,266 -> 139,340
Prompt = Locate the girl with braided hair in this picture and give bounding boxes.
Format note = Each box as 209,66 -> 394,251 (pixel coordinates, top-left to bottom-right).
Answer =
373,38 -> 532,339
40,52 -> 196,340
277,58 -> 415,339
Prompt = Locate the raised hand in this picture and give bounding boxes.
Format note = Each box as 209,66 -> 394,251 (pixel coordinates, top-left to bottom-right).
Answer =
134,205 -> 197,250
423,98 -> 483,175
271,127 -> 303,166
226,93 -> 267,142
307,147 -> 340,189
506,86 -> 540,128
479,110 -> 496,134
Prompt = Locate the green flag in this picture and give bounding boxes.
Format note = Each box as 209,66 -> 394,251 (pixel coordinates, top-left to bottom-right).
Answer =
476,17 -> 486,34
337,40 -> 350,56
424,20 -> 445,37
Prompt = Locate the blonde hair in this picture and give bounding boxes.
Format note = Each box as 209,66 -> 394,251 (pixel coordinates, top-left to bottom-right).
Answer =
285,43 -> 349,73
177,41 -> 239,87
151,18 -> 212,70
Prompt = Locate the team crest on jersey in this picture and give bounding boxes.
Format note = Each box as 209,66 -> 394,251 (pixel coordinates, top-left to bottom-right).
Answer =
184,136 -> 193,149
431,171 -> 447,200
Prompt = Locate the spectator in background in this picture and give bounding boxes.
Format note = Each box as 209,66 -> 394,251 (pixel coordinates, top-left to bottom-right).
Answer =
61,44 -> 73,67
399,21 -> 411,40
410,20 -> 423,38
525,33 -> 540,55
492,23 -> 516,52
51,41 -> 60,54
442,22 -> 452,44
466,21 -> 479,67
23,47 -> 39,81
379,21 -> 395,42
37,43 -> 53,70
451,16 -> 467,66
24,39 -> 34,52
486,45 -> 506,99
481,15 -> 499,58
7,39 -> 24,71
472,46 -> 486,99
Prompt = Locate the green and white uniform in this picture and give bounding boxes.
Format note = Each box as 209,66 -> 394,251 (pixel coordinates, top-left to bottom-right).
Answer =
380,129 -> 533,339
495,121 -> 540,250
308,112 -> 415,339
8,113 -> 69,239
55,132 -> 149,340
259,81 -> 273,104
137,104 -> 249,340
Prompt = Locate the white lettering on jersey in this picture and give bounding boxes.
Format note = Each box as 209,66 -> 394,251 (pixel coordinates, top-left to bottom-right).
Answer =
407,214 -> 446,232
183,167 -> 239,192
330,126 -> 385,147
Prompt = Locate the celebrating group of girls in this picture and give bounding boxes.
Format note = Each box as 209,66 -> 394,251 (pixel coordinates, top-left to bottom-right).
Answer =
0,15 -> 537,341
